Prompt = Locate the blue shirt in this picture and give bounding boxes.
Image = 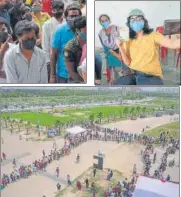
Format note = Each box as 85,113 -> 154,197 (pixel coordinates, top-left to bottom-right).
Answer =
51,22 -> 75,78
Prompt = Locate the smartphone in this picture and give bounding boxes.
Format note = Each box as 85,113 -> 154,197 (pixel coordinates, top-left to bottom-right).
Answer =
163,19 -> 180,35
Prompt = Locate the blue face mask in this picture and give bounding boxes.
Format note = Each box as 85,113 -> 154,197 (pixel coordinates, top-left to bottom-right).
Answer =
130,20 -> 144,32
101,21 -> 110,29
79,32 -> 86,40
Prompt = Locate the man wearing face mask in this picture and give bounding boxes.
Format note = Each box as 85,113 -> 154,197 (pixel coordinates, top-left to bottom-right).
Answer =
4,20 -> 48,83
50,4 -> 82,83
64,16 -> 86,83
42,0 -> 64,82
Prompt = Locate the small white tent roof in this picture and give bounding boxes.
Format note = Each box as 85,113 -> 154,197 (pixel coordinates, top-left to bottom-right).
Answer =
133,176 -> 179,197
67,126 -> 86,135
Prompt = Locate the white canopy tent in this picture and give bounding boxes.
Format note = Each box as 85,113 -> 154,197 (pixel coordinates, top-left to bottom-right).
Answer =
67,126 -> 86,135
133,176 -> 179,197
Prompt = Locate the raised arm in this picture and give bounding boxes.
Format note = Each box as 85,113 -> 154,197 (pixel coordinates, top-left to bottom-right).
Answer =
156,35 -> 180,49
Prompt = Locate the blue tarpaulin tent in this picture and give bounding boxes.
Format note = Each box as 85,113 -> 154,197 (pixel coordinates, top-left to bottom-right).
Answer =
47,129 -> 57,137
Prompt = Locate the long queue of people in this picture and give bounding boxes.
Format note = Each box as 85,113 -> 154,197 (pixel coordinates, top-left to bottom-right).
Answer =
75,124 -> 179,149
1,123 -> 179,192
141,144 -> 174,182
1,144 -> 74,190
0,0 -> 86,83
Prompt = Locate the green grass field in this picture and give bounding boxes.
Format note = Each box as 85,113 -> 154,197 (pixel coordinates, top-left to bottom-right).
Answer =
146,122 -> 179,139
2,105 -> 152,126
151,98 -> 179,108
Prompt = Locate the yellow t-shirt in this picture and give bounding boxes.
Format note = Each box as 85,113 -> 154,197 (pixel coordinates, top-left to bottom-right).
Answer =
32,12 -> 51,32
124,32 -> 164,78
26,0 -> 32,5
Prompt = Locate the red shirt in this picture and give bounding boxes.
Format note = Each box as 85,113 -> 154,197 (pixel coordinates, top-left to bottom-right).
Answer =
41,0 -> 52,15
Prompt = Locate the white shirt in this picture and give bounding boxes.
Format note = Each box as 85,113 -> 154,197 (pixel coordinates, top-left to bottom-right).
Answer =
1,42 -> 15,71
0,43 -> 15,83
4,44 -> 48,83
42,17 -> 64,62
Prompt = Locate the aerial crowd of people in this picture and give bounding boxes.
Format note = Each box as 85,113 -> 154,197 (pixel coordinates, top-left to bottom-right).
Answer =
0,0 -> 86,83
1,119 -> 179,196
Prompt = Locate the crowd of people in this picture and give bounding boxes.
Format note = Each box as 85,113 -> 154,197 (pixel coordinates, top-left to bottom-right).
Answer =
1,121 -> 179,194
68,123 -> 180,149
95,8 -> 180,85
74,168 -> 136,197
0,0 -> 86,83
141,142 -> 175,182
1,143 -> 75,190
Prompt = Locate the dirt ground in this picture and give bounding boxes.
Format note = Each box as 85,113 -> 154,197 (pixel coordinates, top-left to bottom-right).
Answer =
53,113 -> 68,117
72,112 -> 85,116
1,115 -> 179,197
102,115 -> 179,134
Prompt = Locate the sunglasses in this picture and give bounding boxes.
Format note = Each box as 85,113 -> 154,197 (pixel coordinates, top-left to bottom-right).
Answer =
130,16 -> 144,23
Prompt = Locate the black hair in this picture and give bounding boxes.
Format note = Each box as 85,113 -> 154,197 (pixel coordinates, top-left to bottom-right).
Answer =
126,16 -> 153,39
0,17 -> 12,35
99,14 -> 110,23
74,16 -> 86,30
64,4 -> 82,18
52,0 -> 64,10
15,20 -> 36,37
79,0 -> 86,5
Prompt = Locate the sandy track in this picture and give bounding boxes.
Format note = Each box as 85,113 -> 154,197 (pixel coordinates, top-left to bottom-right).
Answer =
102,115 -> 179,133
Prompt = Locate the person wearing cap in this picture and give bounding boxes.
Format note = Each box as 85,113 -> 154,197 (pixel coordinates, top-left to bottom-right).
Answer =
50,4 -> 82,83
42,0 -> 64,81
64,15 -> 86,83
4,20 -> 48,83
115,8 -> 181,85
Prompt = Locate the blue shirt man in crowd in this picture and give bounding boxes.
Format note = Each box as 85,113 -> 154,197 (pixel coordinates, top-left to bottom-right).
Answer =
50,4 -> 82,83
